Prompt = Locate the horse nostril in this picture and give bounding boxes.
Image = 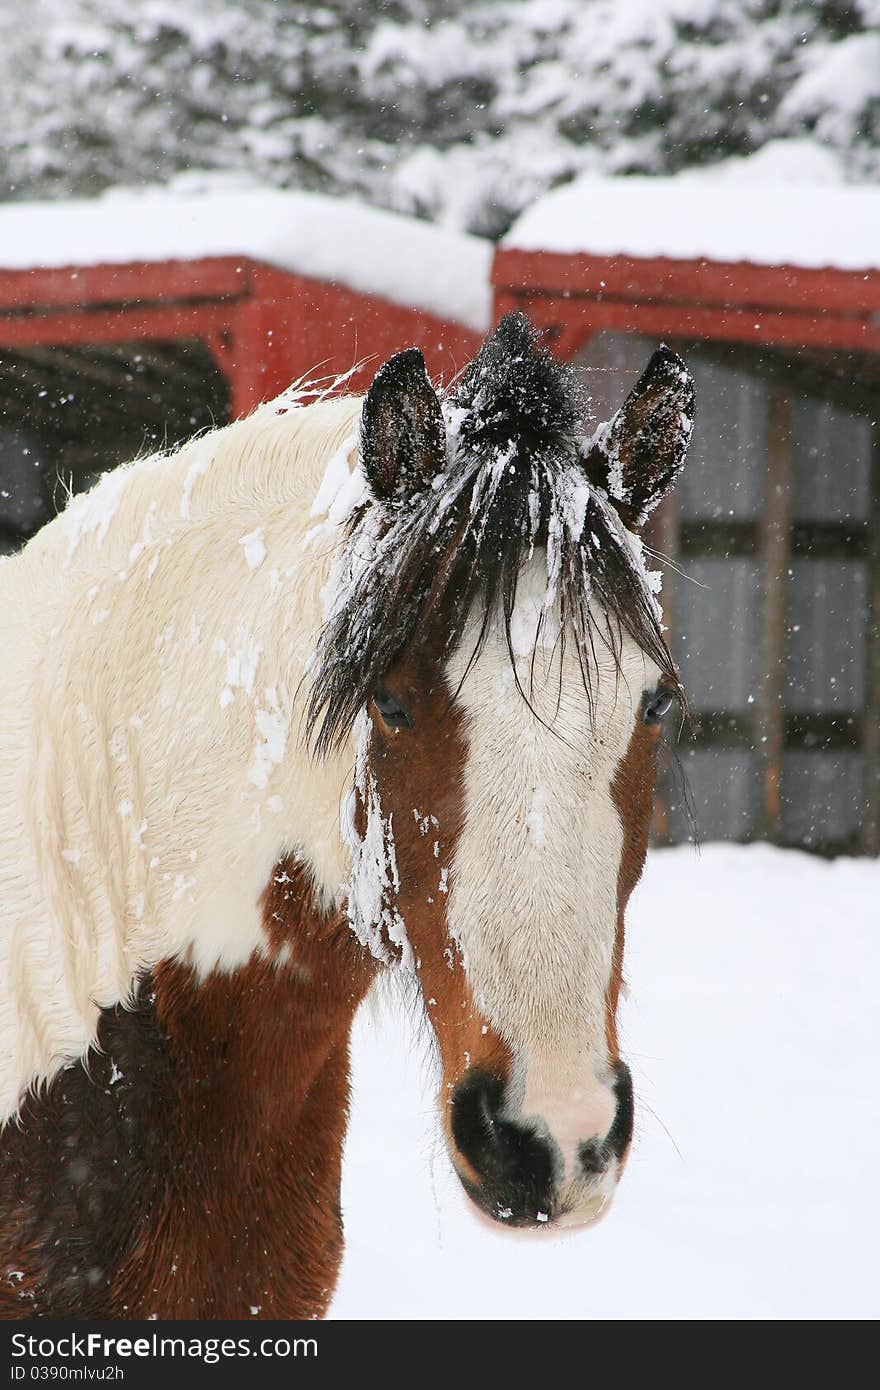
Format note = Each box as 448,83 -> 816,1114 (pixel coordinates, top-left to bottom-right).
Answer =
579,1138 -> 607,1176
450,1070 -> 508,1174
578,1061 -> 634,1177
450,1069 -> 556,1225
605,1060 -> 634,1161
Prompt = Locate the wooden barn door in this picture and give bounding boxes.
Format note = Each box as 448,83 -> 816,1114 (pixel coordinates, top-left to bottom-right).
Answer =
574,332 -> 879,856
781,389 -> 876,854
0,340 -> 230,555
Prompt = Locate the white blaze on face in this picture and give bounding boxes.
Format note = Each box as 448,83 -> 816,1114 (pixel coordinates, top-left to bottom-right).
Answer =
446,556 -> 658,1179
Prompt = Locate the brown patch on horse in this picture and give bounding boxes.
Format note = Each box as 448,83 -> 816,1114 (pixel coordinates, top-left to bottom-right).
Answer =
364,631 -> 515,1151
0,860 -> 376,1320
607,714 -> 662,1061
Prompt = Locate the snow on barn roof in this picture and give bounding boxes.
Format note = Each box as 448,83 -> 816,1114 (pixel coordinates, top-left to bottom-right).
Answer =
0,184 -> 493,332
504,152 -> 880,274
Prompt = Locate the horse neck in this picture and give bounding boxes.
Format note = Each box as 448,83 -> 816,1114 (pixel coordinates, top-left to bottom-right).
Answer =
136,860 -> 378,1319
0,392 -> 364,1120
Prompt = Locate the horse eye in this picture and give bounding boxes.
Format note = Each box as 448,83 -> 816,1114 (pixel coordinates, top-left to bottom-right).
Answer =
372,687 -> 413,730
643,689 -> 675,725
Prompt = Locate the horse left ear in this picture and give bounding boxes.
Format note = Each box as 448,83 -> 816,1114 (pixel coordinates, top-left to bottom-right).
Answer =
360,348 -> 446,506
583,345 -> 695,530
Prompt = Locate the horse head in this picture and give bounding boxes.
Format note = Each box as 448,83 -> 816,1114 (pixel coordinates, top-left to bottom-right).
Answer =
310,313 -> 694,1230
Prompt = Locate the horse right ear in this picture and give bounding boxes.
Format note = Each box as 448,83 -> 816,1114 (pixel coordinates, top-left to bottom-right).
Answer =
582,345 -> 695,531
360,348 -> 447,506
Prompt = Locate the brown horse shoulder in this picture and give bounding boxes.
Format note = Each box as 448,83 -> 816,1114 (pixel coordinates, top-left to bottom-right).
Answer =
0,859 -> 375,1319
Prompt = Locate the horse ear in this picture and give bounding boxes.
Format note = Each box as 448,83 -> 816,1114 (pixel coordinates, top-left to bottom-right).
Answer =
360,348 -> 446,506
583,345 -> 695,530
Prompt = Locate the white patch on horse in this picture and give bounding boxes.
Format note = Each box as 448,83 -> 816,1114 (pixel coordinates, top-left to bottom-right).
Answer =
446,554 -> 658,1073
179,436 -> 217,519
218,627 -> 261,709
314,466 -> 386,633
128,500 -> 159,568
62,465 -> 135,559
303,432 -> 364,551
248,688 -> 288,790
0,392 -> 363,1118
341,710 -> 413,970
238,527 -> 266,570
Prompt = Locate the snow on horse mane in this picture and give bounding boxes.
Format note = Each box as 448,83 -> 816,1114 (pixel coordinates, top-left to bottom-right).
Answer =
0,385 -> 364,1120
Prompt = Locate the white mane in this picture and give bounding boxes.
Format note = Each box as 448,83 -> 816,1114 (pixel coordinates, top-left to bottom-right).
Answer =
0,388 -> 363,1120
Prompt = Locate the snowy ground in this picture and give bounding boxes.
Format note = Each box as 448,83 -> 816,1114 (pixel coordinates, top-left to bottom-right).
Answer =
330,843 -> 878,1320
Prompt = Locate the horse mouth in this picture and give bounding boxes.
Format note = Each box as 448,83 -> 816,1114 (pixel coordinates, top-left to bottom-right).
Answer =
454,1169 -> 559,1230
455,1166 -> 617,1234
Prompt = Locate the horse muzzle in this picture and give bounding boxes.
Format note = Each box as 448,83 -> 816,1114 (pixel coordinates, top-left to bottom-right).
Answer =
446,1061 -> 634,1230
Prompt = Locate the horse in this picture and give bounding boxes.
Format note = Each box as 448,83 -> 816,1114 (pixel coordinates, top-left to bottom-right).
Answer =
0,312 -> 694,1319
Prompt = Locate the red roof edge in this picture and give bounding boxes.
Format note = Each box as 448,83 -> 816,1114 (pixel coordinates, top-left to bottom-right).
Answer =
493,248 -> 880,355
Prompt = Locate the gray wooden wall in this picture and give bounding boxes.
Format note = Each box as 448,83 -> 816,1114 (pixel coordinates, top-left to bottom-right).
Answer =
575,332 -> 878,856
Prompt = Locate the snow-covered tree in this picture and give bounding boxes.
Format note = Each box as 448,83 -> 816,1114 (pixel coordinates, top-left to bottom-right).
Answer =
1,0 -> 878,235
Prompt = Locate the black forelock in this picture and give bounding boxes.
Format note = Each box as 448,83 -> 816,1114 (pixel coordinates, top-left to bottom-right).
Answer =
451,311 -> 586,461
307,316 -> 681,756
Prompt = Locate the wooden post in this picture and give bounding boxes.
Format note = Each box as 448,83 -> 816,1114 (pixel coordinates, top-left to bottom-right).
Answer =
864,423 -> 880,854
757,387 -> 793,841
225,298 -> 277,419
